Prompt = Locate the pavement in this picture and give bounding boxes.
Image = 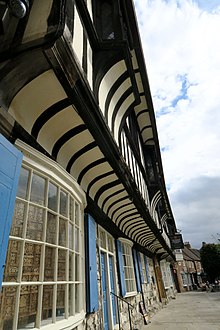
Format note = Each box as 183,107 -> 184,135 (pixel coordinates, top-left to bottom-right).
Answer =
142,291 -> 220,330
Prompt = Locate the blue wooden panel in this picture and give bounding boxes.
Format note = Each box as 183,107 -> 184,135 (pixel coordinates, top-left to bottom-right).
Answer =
116,240 -> 126,296
144,255 -> 151,283
0,134 -> 23,288
85,214 -> 99,313
133,249 -> 141,292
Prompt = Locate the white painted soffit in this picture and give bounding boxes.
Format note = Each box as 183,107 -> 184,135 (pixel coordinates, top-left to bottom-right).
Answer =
9,69 -> 165,255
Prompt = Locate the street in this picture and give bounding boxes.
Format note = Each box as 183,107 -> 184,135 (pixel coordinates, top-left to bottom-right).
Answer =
144,291 -> 220,330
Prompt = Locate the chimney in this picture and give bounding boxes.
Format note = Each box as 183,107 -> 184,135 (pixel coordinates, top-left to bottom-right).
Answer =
184,242 -> 191,249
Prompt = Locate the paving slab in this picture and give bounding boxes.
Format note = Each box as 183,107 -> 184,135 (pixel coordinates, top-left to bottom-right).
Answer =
141,291 -> 220,330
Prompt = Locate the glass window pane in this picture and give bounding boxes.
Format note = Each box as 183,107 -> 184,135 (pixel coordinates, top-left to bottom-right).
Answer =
30,173 -> 45,205
75,254 -> 79,282
75,203 -> 79,226
75,284 -> 80,314
69,198 -> 74,221
48,182 -> 58,211
99,230 -> 106,249
17,285 -> 38,329
3,240 -> 22,282
60,190 -> 68,216
131,279 -> 135,292
68,284 -> 74,316
58,249 -> 66,281
10,201 -> 25,237
69,223 -> 73,250
69,253 -> 74,281
56,285 -> 65,321
59,218 -> 67,247
123,255 -> 126,266
127,254 -> 131,267
26,205 -> 44,241
124,267 -> 128,279
17,167 -> 29,199
125,279 -> 129,293
41,285 -> 53,326
46,212 -> 57,244
101,2 -> 115,40
22,243 -> 41,282
44,247 -> 56,281
75,227 -> 79,252
107,236 -> 113,252
0,286 -> 17,329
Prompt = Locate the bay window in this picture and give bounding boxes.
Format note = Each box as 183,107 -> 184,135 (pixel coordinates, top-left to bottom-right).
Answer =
0,143 -> 86,330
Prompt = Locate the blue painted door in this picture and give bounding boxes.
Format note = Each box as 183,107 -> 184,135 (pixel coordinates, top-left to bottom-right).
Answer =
0,135 -> 22,288
109,256 -> 117,325
101,252 -> 109,330
85,214 -> 99,313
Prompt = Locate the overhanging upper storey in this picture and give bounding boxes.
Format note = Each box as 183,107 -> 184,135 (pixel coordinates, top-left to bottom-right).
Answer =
91,0 -> 177,247
0,0 -> 177,260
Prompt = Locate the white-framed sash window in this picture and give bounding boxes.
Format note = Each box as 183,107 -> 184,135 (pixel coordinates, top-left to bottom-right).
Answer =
118,238 -> 136,296
160,260 -> 173,289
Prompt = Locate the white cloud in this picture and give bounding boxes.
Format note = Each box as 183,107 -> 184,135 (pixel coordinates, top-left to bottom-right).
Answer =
135,0 -> 220,248
169,176 -> 220,248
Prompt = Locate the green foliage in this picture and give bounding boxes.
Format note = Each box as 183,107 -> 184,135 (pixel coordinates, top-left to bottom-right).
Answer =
200,244 -> 220,282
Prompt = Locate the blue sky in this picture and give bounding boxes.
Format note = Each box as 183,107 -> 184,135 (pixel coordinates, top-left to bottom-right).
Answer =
195,0 -> 220,11
134,0 -> 220,248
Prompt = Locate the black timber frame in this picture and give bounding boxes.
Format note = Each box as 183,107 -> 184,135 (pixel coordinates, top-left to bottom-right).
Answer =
0,0 -> 176,260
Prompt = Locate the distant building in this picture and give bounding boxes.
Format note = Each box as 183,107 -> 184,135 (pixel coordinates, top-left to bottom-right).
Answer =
174,242 -> 203,292
0,1 -> 181,329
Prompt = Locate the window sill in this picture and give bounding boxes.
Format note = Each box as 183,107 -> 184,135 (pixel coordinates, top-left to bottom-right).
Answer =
27,311 -> 86,330
124,291 -> 137,298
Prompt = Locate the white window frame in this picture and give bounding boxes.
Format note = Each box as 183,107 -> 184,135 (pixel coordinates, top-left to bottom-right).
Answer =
0,140 -> 86,330
119,238 -> 136,297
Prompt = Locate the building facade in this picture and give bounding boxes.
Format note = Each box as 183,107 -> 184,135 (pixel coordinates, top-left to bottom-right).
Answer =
174,243 -> 203,292
0,1 -> 180,329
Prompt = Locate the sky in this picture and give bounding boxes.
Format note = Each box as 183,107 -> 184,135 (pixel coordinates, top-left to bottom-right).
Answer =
134,0 -> 220,248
